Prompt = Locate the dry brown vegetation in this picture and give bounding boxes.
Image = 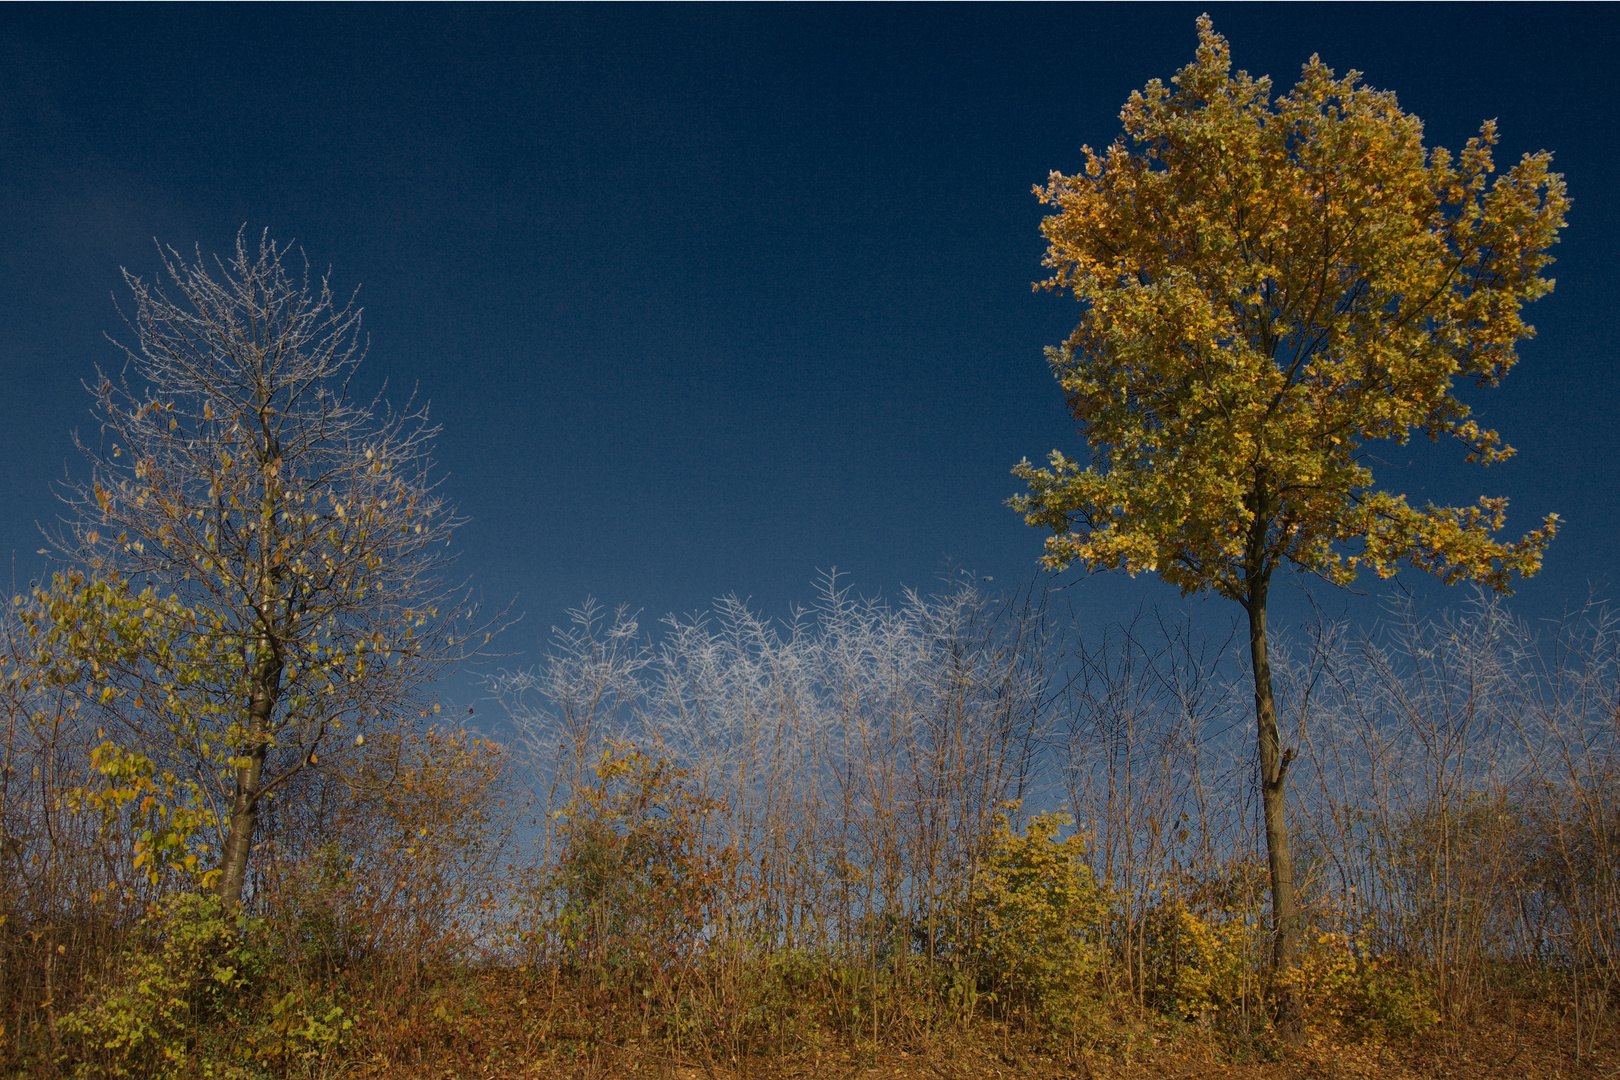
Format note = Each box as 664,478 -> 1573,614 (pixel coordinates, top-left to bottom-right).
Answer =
2,575 -> 1615,1078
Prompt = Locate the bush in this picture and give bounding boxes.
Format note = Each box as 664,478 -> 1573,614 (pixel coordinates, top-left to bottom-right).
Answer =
56,893 -> 260,1080
542,743 -> 729,1001
1290,930 -> 1439,1041
1141,896 -> 1262,1026
968,808 -> 1111,1035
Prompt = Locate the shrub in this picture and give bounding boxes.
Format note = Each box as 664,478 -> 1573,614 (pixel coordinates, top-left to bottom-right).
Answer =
55,893 -> 260,1080
1141,897 -> 1262,1026
969,808 -> 1111,1034
1290,930 -> 1439,1041
544,743 -> 729,996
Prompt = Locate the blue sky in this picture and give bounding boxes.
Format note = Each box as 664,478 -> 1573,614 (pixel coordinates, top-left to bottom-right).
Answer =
2,5 -> 1614,689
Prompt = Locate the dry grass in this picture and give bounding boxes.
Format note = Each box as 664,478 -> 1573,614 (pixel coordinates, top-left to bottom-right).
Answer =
325,970 -> 1612,1080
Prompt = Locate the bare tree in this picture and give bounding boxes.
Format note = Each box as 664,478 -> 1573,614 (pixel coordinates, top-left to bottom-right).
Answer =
50,230 -> 477,906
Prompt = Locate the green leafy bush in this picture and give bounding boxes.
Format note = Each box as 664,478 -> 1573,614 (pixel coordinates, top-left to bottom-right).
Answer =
968,808 -> 1111,1034
545,743 -> 730,991
1141,896 -> 1262,1025
56,893 -> 260,1079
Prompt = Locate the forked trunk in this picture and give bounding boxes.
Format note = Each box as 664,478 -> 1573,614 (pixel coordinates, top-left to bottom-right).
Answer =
1245,571 -> 1302,1039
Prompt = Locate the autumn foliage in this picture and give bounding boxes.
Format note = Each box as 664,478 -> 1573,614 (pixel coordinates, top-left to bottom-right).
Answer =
1014,15 -> 1565,595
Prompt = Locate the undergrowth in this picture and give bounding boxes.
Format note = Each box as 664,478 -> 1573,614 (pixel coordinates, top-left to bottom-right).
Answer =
4,587 -> 1616,1076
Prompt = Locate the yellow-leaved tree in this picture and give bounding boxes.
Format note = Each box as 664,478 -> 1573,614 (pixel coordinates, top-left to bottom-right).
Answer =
1011,18 -> 1567,1030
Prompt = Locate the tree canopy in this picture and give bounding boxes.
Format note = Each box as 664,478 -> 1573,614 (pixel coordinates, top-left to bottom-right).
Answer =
1012,16 -> 1567,601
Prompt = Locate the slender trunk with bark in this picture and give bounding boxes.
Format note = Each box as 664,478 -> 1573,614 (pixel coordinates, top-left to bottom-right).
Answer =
1245,566 -> 1302,1038
219,451 -> 285,909
217,633 -> 282,907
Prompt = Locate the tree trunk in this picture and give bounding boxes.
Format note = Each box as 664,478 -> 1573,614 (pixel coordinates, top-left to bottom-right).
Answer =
218,434 -> 287,908
1245,570 -> 1302,1039
217,632 -> 282,908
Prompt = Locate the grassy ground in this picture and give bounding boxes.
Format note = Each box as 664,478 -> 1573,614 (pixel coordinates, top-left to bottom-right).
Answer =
331,973 -> 1612,1080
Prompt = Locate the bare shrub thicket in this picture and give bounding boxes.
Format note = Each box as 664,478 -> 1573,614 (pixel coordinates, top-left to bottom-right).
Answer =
1052,591 -> 1618,1057
492,575 -> 1058,1058
500,580 -> 1617,1064
1286,595 -> 1620,1056
1053,608 -> 1272,1032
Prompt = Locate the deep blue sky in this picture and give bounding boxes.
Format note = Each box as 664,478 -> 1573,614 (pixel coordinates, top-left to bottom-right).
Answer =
2,4 -> 1614,677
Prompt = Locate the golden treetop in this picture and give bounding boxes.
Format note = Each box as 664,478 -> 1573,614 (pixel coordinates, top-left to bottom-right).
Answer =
1013,16 -> 1567,602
